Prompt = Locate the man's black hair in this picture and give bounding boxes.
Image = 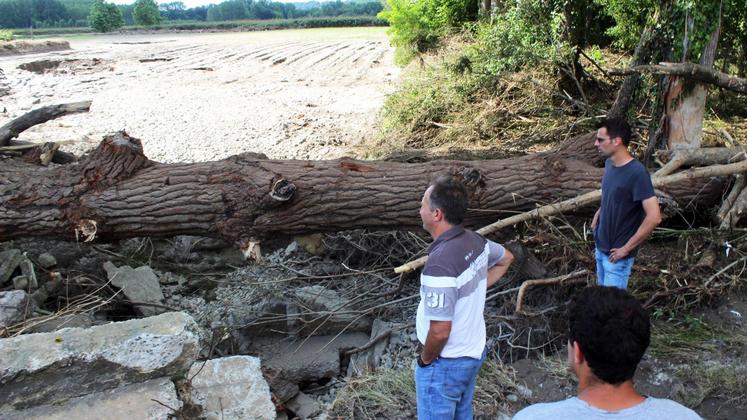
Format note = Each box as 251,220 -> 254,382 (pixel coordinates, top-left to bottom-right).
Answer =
597,118 -> 632,146
429,175 -> 468,225
568,286 -> 650,385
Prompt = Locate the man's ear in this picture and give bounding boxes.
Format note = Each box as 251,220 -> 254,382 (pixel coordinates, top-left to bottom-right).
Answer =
433,207 -> 443,222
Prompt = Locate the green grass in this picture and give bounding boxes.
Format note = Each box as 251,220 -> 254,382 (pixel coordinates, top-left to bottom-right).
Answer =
649,314 -> 745,360
331,358 -> 521,418
365,32 -> 596,160
676,362 -> 747,408
10,16 -> 387,38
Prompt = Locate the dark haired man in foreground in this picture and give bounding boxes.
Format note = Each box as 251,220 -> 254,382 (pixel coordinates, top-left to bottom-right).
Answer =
513,286 -> 700,419
415,175 -> 514,420
592,118 -> 661,289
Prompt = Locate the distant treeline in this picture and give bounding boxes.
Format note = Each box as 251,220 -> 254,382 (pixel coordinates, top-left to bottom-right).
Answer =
0,0 -> 384,29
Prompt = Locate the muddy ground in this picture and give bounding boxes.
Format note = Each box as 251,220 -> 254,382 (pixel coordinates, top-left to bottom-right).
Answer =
0,27 -> 399,162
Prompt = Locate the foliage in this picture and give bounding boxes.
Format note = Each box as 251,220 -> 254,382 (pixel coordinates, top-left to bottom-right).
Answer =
133,0 -> 162,26
331,359 -> 521,418
377,0 -> 477,64
594,0 -> 746,68
203,0 -> 382,23
88,0 -> 123,32
0,0 -> 383,29
0,28 -> 12,41
11,16 -> 386,38
466,8 -> 566,77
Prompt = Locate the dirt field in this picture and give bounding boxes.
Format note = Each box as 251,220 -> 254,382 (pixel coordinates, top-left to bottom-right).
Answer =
0,27 -> 399,162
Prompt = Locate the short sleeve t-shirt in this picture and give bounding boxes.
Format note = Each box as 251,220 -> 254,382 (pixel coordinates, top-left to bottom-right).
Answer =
594,158 -> 655,255
416,226 -> 505,360
512,396 -> 702,420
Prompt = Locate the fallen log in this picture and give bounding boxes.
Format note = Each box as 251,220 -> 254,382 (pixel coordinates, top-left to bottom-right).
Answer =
0,101 -> 92,147
395,157 -> 747,273
0,132 -> 725,243
655,146 -> 747,176
610,63 -> 747,95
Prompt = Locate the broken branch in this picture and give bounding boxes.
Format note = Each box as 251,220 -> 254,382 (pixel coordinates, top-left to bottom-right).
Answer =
610,63 -> 747,95
515,270 -> 589,314
0,101 -> 92,146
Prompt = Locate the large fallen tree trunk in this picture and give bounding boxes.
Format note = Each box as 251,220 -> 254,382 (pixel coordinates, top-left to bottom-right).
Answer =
0,132 -> 726,243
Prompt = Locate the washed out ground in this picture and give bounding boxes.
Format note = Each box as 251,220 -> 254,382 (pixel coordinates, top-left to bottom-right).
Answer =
1,28 -> 746,420
0,27 -> 399,161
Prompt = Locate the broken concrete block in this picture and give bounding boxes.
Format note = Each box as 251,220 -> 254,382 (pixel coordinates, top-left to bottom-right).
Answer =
103,262 -> 165,316
0,250 -> 24,285
188,356 -> 275,420
239,298 -> 293,337
2,377 -> 181,420
12,275 -> 29,291
0,290 -> 35,329
347,319 -> 392,376
266,373 -> 300,403
37,253 -> 57,269
0,311 -> 201,410
286,392 -> 321,419
292,285 -> 372,336
253,333 -> 368,384
19,259 -> 38,290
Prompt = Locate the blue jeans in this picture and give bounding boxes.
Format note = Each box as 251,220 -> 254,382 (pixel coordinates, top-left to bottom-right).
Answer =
415,348 -> 486,420
595,248 -> 635,289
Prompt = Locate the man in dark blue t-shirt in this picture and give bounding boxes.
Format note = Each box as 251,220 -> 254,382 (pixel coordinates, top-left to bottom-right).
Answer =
591,119 -> 661,289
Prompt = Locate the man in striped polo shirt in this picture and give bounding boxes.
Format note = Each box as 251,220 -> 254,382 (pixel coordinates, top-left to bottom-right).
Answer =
416,175 -> 514,420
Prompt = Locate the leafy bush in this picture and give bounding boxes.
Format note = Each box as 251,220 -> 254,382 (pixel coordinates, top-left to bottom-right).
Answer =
467,8 -> 566,79
89,0 -> 125,33
378,0 -> 477,65
0,29 -> 13,42
133,0 -> 163,26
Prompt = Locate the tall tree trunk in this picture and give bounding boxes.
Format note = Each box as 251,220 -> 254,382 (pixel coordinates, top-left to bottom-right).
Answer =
664,1 -> 722,150
0,132 -> 724,243
607,22 -> 658,121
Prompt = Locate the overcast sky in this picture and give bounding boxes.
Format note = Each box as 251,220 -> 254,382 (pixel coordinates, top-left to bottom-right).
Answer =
112,0 -> 315,7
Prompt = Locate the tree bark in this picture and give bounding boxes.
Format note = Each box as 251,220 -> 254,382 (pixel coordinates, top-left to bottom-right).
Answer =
719,183 -> 747,228
0,101 -> 92,147
657,3 -> 722,151
607,25 -> 654,121
0,132 -> 725,243
481,0 -> 491,17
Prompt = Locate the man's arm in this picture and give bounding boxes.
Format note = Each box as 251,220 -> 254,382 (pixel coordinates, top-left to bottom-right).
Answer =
591,208 -> 601,230
609,196 -> 662,262
487,250 -> 514,288
420,320 -> 451,364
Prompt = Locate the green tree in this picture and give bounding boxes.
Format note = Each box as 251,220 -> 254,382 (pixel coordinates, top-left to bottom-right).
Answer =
88,0 -> 123,32
378,0 -> 478,64
133,0 -> 162,26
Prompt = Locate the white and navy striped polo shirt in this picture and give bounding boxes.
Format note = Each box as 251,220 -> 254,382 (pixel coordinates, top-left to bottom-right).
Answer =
416,226 -> 506,359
